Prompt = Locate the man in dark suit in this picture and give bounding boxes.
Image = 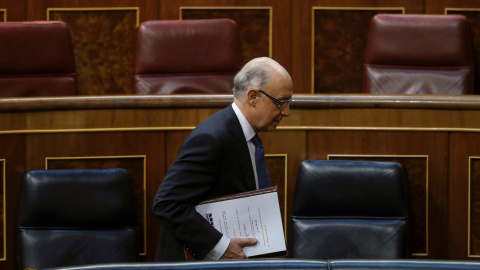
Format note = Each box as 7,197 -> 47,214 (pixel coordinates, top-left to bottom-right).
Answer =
152,57 -> 293,261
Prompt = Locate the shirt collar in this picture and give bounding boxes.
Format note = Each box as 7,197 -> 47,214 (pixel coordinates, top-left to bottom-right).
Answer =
232,102 -> 256,142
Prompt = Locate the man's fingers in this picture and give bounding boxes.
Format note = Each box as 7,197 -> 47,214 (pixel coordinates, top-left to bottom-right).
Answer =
237,237 -> 258,247
220,238 -> 259,260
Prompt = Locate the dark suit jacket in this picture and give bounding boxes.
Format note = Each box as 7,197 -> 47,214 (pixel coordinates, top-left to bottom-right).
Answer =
153,104 -> 257,261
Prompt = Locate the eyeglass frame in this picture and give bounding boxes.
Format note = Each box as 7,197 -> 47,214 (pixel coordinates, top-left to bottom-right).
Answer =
257,89 -> 293,109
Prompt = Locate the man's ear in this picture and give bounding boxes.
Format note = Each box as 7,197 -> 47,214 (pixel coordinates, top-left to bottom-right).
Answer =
246,89 -> 258,106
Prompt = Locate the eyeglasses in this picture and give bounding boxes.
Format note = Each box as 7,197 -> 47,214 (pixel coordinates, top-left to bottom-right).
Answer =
258,90 -> 293,109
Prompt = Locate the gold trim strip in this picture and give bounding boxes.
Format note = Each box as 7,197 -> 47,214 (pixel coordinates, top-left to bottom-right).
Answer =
327,154 -> 429,257
279,126 -> 480,132
467,156 -> 480,258
0,9 -> 6,22
266,153 -> 288,241
313,7 -> 405,11
45,154 -> 147,166
179,6 -> 273,57
445,8 -> 480,15
310,7 -> 405,94
47,7 -> 140,27
6,125 -> 480,135
180,6 -> 273,11
0,159 -> 5,261
469,156 -> 473,257
45,155 -> 148,256
328,154 -> 428,158
310,7 -> 315,94
0,127 -> 196,135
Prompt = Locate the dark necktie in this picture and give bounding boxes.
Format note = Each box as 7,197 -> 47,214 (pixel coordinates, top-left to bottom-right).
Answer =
251,134 -> 271,189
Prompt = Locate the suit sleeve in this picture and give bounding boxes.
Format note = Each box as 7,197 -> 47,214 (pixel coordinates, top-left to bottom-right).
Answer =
152,131 -> 225,259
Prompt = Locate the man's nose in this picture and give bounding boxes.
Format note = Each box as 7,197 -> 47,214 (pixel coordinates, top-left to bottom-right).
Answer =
281,103 -> 291,117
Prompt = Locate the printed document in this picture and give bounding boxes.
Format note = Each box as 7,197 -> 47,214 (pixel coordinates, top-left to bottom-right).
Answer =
195,190 -> 286,257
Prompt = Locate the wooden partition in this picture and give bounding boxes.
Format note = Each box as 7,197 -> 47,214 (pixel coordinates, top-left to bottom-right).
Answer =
1,94 -> 480,268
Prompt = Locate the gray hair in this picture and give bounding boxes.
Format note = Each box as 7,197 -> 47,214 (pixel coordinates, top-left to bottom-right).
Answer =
232,64 -> 270,98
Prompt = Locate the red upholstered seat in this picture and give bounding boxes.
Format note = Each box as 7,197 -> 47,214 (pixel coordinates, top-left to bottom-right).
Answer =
363,14 -> 475,95
133,19 -> 244,95
0,21 -> 77,97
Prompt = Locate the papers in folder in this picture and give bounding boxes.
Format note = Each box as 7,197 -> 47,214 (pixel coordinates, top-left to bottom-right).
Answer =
195,187 -> 286,257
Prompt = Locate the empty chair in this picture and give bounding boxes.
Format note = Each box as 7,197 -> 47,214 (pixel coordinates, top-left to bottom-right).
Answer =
17,168 -> 139,269
0,21 -> 77,97
363,14 -> 475,94
133,19 -> 244,94
290,160 -> 409,259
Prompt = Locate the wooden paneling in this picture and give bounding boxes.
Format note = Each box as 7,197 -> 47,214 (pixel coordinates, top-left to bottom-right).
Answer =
159,0 -> 292,78
23,0 -> 158,95
1,94 -> 480,268
5,0 -> 480,95
291,0 -> 424,94
25,0 -> 158,22
0,160 -> 4,262
165,131 -> 189,171
424,0 -> 480,14
262,130 -> 306,228
469,157 -> 480,258
181,7 -> 271,64
266,155 -> 287,231
2,134 -> 26,269
48,8 -> 138,95
312,8 -> 403,94
0,0 -> 26,21
448,133 -> 480,259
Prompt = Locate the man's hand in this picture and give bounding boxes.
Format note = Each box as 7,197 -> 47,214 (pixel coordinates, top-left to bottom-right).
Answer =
220,238 -> 257,259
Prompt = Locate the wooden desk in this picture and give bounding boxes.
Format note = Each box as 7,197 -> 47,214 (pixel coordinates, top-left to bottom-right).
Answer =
2,94 -> 480,268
